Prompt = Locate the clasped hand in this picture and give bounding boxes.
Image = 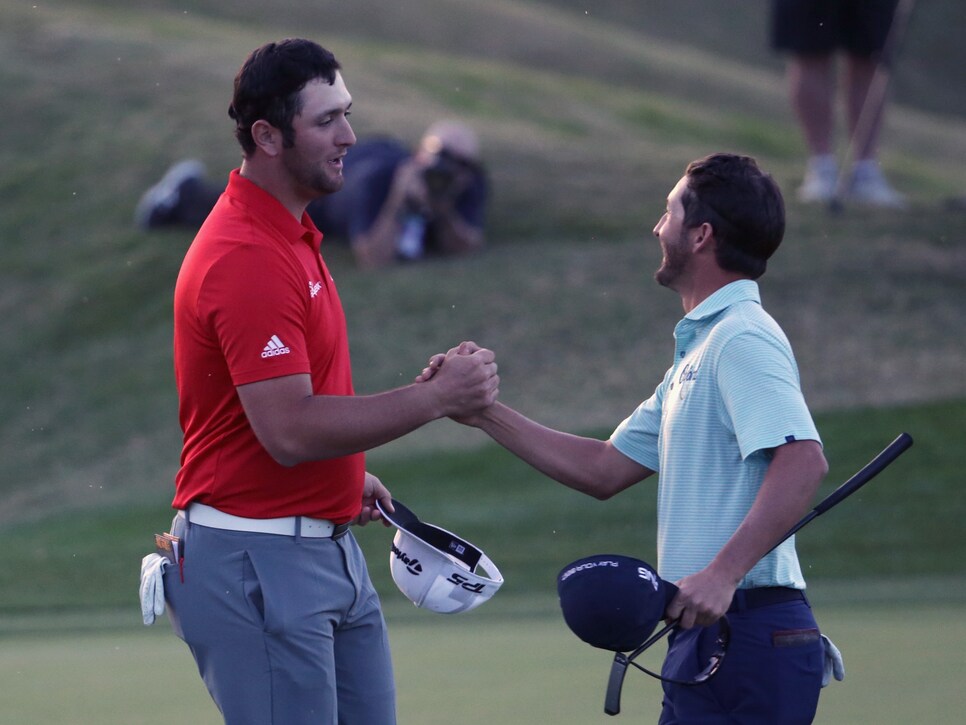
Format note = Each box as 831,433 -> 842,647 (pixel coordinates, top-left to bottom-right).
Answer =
415,341 -> 499,420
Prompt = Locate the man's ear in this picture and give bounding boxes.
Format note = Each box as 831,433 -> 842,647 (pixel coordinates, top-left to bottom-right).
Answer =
251,119 -> 282,157
691,221 -> 716,253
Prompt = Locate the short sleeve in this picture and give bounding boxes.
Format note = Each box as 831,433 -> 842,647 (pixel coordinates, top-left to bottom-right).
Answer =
716,331 -> 820,459
610,377 -> 667,471
198,244 -> 312,385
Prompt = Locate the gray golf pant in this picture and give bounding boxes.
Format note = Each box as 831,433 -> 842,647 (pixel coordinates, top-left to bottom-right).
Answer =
163,514 -> 396,725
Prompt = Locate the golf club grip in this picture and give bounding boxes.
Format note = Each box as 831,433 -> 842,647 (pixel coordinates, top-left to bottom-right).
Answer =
776,432 -> 913,546
604,654 -> 630,716
812,432 -> 913,515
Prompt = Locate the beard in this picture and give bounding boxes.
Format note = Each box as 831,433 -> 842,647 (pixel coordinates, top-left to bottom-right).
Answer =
282,147 -> 344,198
654,228 -> 690,288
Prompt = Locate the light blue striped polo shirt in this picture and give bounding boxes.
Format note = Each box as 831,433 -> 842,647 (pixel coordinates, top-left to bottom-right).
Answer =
611,280 -> 820,588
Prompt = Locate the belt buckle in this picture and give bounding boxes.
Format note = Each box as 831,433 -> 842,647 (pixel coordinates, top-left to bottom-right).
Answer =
332,523 -> 351,540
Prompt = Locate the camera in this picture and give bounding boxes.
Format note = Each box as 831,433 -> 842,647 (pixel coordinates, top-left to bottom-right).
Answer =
422,149 -> 475,196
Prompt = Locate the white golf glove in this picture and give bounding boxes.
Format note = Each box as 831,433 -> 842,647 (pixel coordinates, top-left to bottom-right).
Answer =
139,553 -> 169,626
820,634 -> 845,687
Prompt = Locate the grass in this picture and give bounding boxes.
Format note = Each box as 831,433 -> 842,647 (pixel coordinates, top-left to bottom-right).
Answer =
0,399 -> 961,619
2,598 -> 964,724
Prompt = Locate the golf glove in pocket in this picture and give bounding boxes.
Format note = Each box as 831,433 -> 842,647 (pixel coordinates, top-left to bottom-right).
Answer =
139,553 -> 169,626
820,634 -> 845,687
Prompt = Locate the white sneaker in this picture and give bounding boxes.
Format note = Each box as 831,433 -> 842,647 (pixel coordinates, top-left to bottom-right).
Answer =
134,159 -> 206,229
847,160 -> 906,209
797,154 -> 838,204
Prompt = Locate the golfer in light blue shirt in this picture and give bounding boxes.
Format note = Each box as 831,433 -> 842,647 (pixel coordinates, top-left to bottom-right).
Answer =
443,153 -> 833,723
612,278 -> 819,589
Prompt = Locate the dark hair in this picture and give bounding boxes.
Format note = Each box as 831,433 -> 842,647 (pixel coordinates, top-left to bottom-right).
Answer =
228,39 -> 341,156
680,153 -> 785,279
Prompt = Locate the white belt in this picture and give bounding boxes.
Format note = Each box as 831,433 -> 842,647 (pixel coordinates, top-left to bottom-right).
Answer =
180,503 -> 350,539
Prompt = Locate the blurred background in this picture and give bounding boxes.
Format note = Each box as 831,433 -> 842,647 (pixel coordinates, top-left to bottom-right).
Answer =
1,1 -> 964,723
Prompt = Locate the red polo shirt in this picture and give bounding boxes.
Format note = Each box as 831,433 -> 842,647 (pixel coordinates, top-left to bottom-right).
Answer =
172,170 -> 364,521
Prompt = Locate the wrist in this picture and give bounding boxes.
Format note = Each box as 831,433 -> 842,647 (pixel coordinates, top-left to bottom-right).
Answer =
414,378 -> 449,421
470,401 -> 503,430
704,555 -> 745,590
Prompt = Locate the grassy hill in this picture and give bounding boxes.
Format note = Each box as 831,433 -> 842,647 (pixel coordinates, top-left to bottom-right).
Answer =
1,0 -> 964,600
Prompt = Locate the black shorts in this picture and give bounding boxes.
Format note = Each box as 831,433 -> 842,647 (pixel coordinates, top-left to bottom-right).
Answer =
770,0 -> 899,57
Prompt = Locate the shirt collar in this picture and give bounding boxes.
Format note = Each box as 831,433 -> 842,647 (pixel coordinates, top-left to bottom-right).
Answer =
684,279 -> 761,322
225,169 -> 324,249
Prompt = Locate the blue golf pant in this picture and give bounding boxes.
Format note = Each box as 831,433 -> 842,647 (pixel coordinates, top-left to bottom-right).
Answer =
659,599 -> 823,724
163,515 -> 395,725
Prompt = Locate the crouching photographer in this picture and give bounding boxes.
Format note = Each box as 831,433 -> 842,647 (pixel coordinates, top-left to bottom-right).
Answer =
355,120 -> 488,267
135,119 -> 488,269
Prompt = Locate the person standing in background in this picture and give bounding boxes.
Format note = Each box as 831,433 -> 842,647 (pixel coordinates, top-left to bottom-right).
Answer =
771,0 -> 906,208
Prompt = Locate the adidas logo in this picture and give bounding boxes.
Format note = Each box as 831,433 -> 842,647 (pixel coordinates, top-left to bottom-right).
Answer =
261,335 -> 291,358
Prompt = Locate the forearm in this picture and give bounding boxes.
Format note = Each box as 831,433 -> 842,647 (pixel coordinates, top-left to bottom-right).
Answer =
272,384 -> 443,464
668,440 -> 827,627
352,203 -> 406,269
707,440 -> 828,586
240,349 -> 498,466
474,402 -> 648,498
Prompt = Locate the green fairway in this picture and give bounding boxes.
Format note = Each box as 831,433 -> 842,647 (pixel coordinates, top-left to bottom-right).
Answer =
2,597 -> 963,724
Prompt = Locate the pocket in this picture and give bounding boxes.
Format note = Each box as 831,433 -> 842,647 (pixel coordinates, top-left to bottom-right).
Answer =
242,551 -> 266,625
772,627 -> 820,648
170,513 -> 186,540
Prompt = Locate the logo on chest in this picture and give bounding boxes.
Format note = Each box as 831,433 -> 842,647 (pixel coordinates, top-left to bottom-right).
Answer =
669,362 -> 700,401
308,281 -> 323,298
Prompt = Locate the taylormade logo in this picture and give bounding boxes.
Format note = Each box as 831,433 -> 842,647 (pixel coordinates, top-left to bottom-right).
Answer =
391,542 -> 422,576
261,335 -> 291,358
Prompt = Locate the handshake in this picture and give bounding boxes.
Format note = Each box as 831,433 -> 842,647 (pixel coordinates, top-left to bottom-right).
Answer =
414,340 -> 499,424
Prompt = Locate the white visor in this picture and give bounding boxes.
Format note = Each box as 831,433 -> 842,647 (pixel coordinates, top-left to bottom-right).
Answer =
376,499 -> 504,614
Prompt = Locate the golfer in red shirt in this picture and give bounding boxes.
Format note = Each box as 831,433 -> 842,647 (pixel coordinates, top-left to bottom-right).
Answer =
162,38 -> 499,725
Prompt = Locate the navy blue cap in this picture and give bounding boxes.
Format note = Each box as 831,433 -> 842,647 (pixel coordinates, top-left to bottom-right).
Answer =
557,554 -> 678,653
